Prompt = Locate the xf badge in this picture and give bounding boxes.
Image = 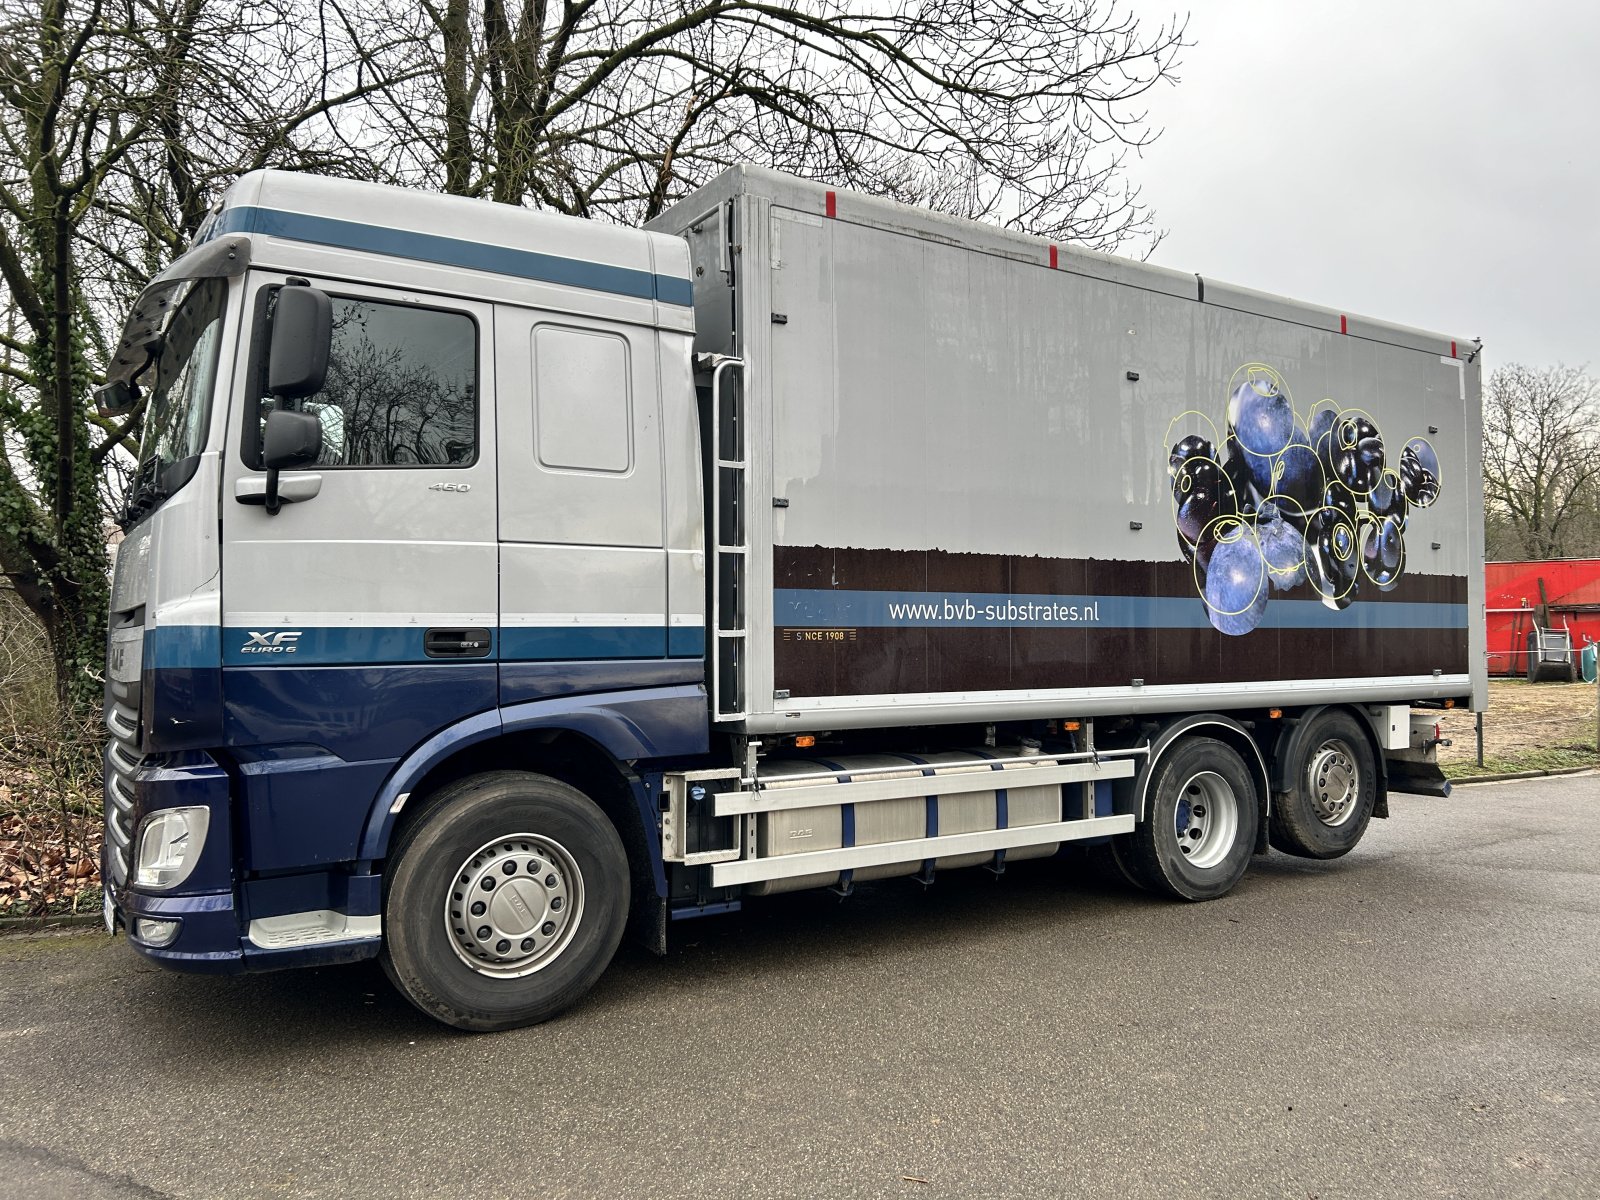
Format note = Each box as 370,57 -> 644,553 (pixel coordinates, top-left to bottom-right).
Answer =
241,631 -> 302,654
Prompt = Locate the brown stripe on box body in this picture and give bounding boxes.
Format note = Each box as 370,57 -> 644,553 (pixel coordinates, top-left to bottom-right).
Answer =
774,545 -> 1469,699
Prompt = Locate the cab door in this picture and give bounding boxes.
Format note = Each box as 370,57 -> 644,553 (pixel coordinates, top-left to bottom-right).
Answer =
494,306 -> 667,700
219,273 -> 499,807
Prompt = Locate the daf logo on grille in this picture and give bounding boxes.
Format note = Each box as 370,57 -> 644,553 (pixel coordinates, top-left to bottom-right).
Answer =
241,631 -> 303,654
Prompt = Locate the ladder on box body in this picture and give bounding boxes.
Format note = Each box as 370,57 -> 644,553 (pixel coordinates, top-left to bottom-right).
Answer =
708,356 -> 747,720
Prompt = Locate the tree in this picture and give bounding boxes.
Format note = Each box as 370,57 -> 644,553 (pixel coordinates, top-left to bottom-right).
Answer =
1482,364 -> 1600,561
338,0 -> 1189,249
0,0 -> 412,709
1,0 -> 1187,709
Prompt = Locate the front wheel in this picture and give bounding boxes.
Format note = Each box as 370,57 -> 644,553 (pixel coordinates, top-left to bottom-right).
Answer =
1113,736 -> 1260,901
381,771 -> 629,1031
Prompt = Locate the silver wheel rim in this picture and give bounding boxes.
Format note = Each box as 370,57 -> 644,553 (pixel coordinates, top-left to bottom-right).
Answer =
1173,771 -> 1240,870
445,834 -> 585,978
1307,739 -> 1360,827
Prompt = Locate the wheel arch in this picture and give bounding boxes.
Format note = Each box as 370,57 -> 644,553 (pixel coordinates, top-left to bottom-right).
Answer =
390,728 -> 666,907
358,686 -> 709,896
1268,704 -> 1389,820
1130,713 -> 1272,853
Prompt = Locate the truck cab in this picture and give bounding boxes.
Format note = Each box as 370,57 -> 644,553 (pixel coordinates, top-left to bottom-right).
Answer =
102,172 -> 708,1006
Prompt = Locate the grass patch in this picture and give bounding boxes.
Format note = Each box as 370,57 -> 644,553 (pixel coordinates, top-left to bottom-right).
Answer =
1443,743 -> 1600,779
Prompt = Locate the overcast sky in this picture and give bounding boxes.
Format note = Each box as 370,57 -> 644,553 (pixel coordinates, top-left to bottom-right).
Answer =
1119,0 -> 1600,375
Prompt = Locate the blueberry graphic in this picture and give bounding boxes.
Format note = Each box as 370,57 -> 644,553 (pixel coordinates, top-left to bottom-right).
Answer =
1368,468 -> 1407,526
1400,438 -> 1441,508
1171,452 -> 1236,548
1327,413 -> 1384,495
1228,376 -> 1296,458
1221,436 -> 1259,517
1263,420 -> 1324,512
1163,369 -> 1439,627
1361,513 -> 1405,590
1256,500 -> 1308,592
1307,406 -> 1338,463
1322,479 -> 1358,524
1306,503 -> 1359,610
1202,522 -> 1269,635
1169,433 -> 1213,476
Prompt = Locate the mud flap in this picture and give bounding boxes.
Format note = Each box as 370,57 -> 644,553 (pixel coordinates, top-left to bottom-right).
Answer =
1385,758 -> 1451,799
633,891 -> 668,957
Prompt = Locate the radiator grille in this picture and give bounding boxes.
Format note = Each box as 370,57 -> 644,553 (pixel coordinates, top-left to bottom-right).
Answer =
103,696 -> 141,887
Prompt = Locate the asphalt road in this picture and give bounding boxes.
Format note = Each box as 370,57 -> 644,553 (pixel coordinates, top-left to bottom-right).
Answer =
2,774 -> 1596,1199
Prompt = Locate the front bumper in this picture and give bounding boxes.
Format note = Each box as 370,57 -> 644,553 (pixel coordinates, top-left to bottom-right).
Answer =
103,750 -> 382,973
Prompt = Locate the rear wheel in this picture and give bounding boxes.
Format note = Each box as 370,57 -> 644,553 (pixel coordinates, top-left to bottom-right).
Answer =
1113,736 -> 1259,901
1269,709 -> 1377,860
382,771 -> 629,1031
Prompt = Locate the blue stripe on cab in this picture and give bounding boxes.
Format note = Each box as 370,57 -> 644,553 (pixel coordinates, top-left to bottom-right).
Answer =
213,206 -> 693,307
668,627 -> 708,657
144,625 -> 222,669
147,624 -> 701,668
501,626 -> 665,661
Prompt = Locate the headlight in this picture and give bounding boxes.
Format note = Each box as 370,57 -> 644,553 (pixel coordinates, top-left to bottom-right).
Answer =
134,806 -> 210,889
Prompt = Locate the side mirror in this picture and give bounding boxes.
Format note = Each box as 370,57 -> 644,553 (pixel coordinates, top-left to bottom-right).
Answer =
262,409 -> 323,514
263,408 -> 323,470
94,379 -> 140,417
267,286 -> 332,399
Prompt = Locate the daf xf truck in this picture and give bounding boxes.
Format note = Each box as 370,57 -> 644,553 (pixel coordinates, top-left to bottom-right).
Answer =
97,166 -> 1482,1030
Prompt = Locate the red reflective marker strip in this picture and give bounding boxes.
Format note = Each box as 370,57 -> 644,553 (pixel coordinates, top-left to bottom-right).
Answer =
825,190 -> 836,219
1049,244 -> 1058,269
1451,340 -> 1457,358
1340,314 -> 1348,335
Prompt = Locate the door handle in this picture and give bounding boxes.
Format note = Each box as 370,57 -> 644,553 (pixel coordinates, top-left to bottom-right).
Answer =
425,628 -> 492,659
235,474 -> 322,505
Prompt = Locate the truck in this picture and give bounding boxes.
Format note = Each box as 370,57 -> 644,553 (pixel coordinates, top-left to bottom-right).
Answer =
96,165 -> 1484,1031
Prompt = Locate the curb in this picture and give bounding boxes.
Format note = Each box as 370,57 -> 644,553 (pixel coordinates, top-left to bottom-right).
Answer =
0,912 -> 106,936
1448,766 -> 1598,785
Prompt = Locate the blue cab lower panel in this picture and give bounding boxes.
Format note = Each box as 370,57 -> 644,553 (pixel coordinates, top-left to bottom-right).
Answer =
116,657 -> 712,972
224,661 -> 498,872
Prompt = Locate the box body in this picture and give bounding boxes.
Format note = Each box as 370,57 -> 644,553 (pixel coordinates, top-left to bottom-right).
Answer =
651,167 -> 1485,733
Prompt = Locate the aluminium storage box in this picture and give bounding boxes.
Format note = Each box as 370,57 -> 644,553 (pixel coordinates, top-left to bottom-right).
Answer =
648,167 -> 1486,734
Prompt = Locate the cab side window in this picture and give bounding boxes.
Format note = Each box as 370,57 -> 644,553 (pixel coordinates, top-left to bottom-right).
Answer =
251,292 -> 477,468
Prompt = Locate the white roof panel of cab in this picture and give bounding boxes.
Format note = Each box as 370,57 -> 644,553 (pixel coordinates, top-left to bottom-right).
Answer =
210,170 -> 692,310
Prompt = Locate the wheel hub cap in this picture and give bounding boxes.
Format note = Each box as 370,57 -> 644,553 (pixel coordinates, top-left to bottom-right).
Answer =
445,835 -> 584,978
1173,771 -> 1239,871
1307,740 -> 1359,827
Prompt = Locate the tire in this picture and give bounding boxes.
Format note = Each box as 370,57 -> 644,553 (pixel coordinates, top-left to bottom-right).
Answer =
381,771 -> 629,1032
1112,736 -> 1259,901
1268,709 -> 1377,860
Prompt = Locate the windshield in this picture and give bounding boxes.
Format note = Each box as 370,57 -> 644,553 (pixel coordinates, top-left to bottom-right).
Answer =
135,277 -> 228,482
